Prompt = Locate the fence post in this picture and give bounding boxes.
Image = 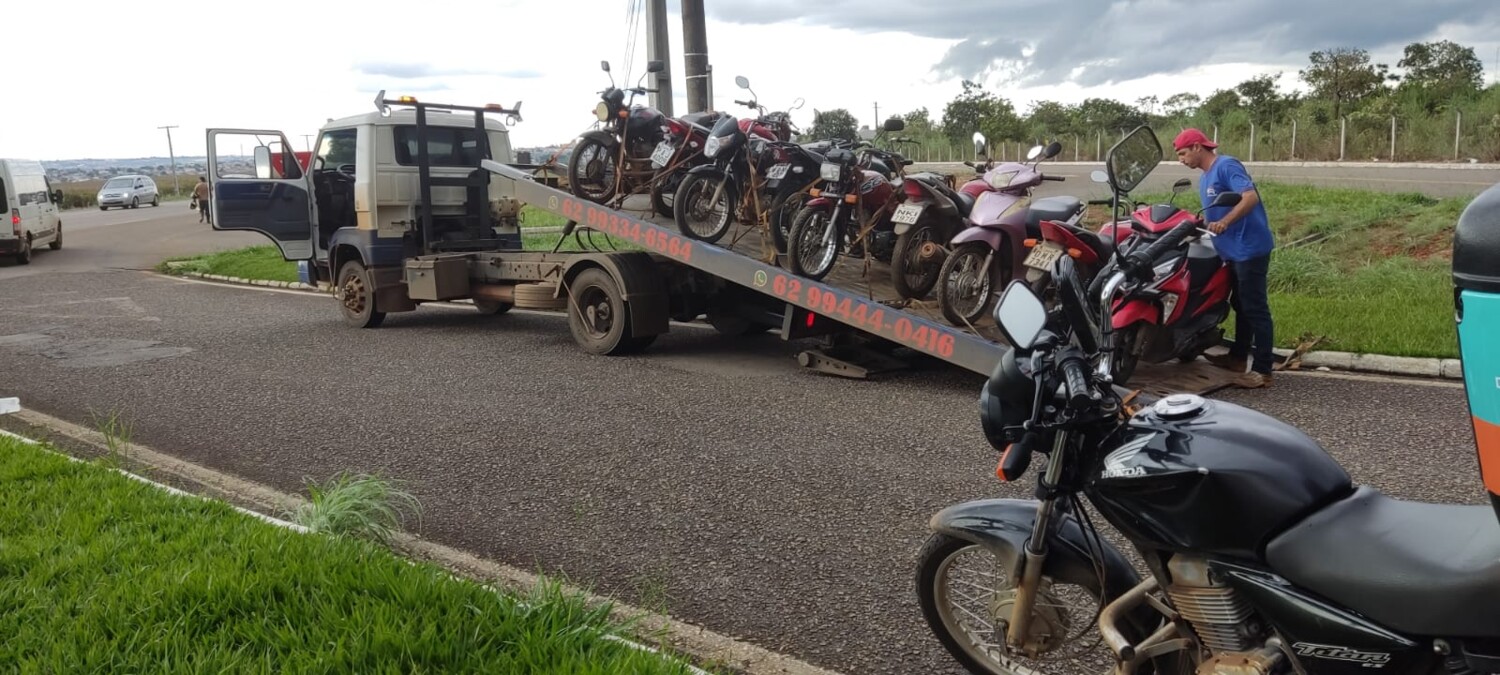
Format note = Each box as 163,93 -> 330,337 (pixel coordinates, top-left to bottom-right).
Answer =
1212,125 -> 1219,144
1390,115 -> 1396,161
1074,135 -> 1080,161
1249,122 -> 1256,162
1097,130 -> 1102,161
1339,117 -> 1347,161
1456,110 -> 1463,160
1291,119 -> 1297,160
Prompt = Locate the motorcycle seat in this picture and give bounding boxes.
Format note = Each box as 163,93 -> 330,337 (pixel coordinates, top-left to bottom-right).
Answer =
955,192 -> 976,218
1266,486 -> 1500,637
1027,197 -> 1084,229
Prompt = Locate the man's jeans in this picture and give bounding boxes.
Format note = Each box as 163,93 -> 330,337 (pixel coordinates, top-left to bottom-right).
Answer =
1227,254 -> 1274,375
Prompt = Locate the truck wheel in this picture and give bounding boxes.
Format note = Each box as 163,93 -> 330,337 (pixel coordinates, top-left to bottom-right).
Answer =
567,268 -> 652,355
336,260 -> 385,328
49,224 -> 62,251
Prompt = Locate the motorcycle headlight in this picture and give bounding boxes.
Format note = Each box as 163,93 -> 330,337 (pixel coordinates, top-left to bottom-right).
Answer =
820,162 -> 842,183
704,136 -> 723,158
595,102 -> 610,122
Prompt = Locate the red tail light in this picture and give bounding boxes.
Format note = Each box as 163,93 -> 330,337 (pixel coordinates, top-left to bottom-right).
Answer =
903,181 -> 926,200
667,119 -> 685,136
774,147 -> 790,163
805,313 -> 816,328
10,209 -> 19,233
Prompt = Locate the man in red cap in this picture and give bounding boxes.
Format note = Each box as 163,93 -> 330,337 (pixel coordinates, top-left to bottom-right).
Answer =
1174,127 -> 1274,388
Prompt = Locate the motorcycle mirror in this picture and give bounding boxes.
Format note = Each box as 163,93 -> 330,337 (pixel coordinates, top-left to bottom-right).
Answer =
1104,124 -> 1162,195
792,97 -> 805,110
601,61 -> 611,72
1172,178 -> 1192,194
1045,141 -> 1063,159
1208,191 -> 1242,209
735,75 -> 750,89
883,117 -> 906,132
1090,170 -> 1109,184
972,131 -> 988,157
1026,145 -> 1043,161
647,60 -> 665,73
993,280 -> 1048,351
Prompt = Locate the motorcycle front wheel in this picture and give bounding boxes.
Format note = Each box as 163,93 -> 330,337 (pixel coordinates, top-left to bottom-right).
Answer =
568,137 -> 619,204
673,173 -> 735,243
787,204 -> 842,280
916,534 -> 1115,675
937,241 -> 1002,327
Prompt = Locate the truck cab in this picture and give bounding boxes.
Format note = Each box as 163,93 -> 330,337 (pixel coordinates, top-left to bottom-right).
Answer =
207,92 -> 524,285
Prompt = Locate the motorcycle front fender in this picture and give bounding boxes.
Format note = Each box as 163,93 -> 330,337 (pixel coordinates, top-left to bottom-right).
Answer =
929,497 -> 1142,602
804,197 -> 833,210
579,129 -> 619,151
949,225 -> 1005,249
1112,301 -> 1160,330
685,164 -> 727,180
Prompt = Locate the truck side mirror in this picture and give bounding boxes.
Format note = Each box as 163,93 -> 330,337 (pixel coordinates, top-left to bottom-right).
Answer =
52,189 -> 64,204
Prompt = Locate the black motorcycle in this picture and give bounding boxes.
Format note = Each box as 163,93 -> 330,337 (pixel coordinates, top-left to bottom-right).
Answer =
918,238 -> 1500,674
567,59 -> 667,206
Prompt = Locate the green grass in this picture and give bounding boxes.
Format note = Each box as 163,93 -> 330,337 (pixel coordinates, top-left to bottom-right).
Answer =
0,435 -> 698,673
1116,181 -> 1465,358
159,245 -> 299,283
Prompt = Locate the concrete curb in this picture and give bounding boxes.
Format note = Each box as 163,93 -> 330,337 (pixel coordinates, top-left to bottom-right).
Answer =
178,271 -> 324,292
1275,348 -> 1462,380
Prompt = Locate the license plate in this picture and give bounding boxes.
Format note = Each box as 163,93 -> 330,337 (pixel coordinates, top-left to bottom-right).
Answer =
1024,242 -> 1065,271
766,163 -> 790,180
650,141 -> 675,168
891,202 -> 924,225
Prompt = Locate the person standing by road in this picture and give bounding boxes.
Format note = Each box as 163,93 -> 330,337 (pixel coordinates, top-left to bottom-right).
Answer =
1174,128 -> 1275,389
192,176 -> 211,224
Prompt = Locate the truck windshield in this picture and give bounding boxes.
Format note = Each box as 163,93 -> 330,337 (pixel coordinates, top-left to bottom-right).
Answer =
394,126 -> 487,167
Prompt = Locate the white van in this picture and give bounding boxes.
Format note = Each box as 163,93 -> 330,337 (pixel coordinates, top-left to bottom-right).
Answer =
0,159 -> 63,264
97,174 -> 159,210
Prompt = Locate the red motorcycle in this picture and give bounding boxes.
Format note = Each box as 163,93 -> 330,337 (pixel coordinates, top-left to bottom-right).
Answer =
1105,187 -> 1243,384
785,118 -> 909,281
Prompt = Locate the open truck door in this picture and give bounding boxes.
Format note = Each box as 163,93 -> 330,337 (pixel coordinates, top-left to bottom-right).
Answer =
207,129 -> 314,260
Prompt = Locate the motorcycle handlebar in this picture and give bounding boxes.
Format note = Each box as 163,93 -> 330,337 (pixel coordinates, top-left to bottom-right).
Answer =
1120,218 -> 1200,281
1087,199 -> 1112,205
1059,353 -> 1096,411
1043,175 -> 1065,182
735,99 -> 756,108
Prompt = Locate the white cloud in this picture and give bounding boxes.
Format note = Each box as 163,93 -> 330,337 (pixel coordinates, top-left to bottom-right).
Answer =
7,0 -> 1497,162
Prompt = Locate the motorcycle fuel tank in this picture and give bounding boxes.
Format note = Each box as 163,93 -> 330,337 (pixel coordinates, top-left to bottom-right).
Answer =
627,106 -> 667,142
1454,182 -> 1500,526
1087,394 -> 1352,560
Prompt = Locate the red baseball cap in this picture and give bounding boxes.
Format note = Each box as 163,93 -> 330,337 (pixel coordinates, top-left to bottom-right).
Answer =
1173,128 -> 1218,151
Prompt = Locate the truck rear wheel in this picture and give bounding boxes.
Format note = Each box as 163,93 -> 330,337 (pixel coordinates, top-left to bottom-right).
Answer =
337,260 -> 385,328
567,267 -> 654,355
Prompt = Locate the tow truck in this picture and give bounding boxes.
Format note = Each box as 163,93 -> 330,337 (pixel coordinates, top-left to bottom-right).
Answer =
206,93 -> 1240,393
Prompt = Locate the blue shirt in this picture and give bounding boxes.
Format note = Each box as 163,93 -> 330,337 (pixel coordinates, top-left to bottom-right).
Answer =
1200,154 -> 1273,261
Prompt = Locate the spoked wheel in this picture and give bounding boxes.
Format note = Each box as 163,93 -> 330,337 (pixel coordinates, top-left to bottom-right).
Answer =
567,268 -> 655,355
673,174 -> 734,243
892,222 -> 947,299
768,192 -> 808,257
916,534 -> 1115,675
567,137 -> 619,204
786,205 -> 841,280
938,241 -> 1003,327
336,260 -> 385,328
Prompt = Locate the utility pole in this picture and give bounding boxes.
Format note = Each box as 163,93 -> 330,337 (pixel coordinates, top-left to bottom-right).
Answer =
681,0 -> 709,113
873,102 -> 880,126
157,125 -> 180,196
302,134 -> 314,152
645,0 -> 674,117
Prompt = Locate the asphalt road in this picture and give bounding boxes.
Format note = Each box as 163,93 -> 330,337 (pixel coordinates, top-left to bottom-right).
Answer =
914,161 -> 1500,199
0,205 -> 1487,674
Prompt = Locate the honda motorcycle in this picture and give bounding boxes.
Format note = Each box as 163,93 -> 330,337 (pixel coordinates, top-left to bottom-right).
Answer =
918,230 -> 1500,675
934,140 -> 1086,328
648,109 -> 730,218
568,59 -> 668,206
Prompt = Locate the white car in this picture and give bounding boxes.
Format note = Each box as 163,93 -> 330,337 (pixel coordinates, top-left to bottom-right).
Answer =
97,174 -> 159,210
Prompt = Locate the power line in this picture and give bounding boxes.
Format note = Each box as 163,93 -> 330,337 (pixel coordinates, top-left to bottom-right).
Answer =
157,125 -> 180,196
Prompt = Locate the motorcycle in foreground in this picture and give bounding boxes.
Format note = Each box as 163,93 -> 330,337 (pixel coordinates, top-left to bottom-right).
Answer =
917,213 -> 1500,674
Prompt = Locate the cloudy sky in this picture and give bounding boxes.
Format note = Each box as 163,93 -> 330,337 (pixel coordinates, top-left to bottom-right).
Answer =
8,0 -> 1499,161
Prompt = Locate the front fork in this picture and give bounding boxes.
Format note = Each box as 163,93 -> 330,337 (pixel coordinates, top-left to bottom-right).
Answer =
1005,430 -> 1070,652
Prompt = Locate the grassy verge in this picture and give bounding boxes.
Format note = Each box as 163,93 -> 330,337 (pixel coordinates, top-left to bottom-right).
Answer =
1087,181 -> 1464,358
0,434 -> 697,673
158,245 -> 300,283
